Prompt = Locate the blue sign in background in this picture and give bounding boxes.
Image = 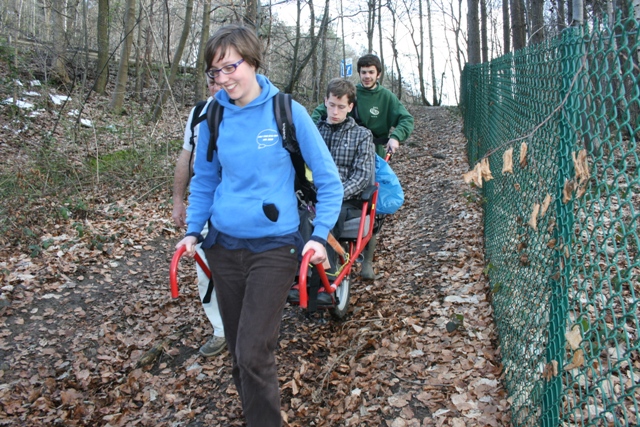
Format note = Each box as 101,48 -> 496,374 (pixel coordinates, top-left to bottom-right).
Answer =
340,58 -> 352,77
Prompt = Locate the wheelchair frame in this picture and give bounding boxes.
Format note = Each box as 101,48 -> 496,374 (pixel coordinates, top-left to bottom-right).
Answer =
169,154 -> 390,320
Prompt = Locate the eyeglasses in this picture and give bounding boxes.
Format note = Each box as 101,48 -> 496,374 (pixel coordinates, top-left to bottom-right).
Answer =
206,59 -> 245,80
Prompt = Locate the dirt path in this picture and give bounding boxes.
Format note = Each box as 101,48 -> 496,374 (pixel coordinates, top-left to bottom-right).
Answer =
0,106 -> 510,426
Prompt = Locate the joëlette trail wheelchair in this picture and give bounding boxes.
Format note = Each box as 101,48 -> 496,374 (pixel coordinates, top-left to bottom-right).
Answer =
169,153 -> 390,320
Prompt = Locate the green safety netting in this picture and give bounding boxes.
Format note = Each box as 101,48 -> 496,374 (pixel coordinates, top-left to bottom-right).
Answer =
460,11 -> 639,427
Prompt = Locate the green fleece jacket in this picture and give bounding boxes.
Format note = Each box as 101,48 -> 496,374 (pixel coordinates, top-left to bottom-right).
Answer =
311,82 -> 414,157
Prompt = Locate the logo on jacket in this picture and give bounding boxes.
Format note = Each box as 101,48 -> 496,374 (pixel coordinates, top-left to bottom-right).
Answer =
257,129 -> 280,149
370,107 -> 380,116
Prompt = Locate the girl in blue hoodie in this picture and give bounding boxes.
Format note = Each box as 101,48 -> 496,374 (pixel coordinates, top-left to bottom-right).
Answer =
175,25 -> 342,427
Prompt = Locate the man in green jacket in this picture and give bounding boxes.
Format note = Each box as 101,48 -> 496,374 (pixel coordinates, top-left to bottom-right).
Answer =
311,54 -> 414,279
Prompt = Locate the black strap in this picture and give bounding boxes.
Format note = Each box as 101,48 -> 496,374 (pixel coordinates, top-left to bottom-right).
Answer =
275,93 -> 317,203
202,279 -> 214,304
307,267 -> 320,314
206,100 -> 224,162
189,100 -> 208,148
185,101 -> 209,184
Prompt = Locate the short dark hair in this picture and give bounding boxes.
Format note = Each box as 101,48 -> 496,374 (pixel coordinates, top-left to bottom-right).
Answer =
204,25 -> 262,74
325,78 -> 356,105
357,54 -> 382,74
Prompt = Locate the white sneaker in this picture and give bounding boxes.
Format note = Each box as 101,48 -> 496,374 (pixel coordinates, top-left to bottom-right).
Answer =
199,335 -> 226,357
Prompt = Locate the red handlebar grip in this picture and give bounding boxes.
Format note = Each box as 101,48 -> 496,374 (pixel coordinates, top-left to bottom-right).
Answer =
169,246 -> 187,298
298,250 -> 314,308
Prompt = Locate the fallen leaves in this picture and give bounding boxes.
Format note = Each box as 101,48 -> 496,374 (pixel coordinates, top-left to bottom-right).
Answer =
0,107 -> 509,426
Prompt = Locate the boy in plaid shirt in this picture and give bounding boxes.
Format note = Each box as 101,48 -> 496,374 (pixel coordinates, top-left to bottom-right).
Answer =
317,78 -> 375,243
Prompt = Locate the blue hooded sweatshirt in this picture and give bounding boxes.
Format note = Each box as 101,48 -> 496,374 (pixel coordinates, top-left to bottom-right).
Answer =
186,75 -> 343,245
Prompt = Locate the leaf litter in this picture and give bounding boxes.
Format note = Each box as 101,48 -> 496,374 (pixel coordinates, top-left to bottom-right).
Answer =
0,106 -> 510,426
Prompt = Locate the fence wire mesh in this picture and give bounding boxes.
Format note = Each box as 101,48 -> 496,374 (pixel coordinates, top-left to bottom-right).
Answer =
460,13 -> 639,427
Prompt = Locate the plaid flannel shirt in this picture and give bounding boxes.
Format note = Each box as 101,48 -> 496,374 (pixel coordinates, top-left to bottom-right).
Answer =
317,116 -> 375,200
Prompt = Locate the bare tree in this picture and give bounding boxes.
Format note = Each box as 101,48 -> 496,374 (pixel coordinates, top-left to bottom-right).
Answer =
285,0 -> 303,93
51,0 -> 71,83
386,1 -> 403,99
511,0 -> 526,50
377,0 -> 385,84
245,0 -> 259,29
502,0 -> 510,53
433,0 -> 464,103
530,0 -> 545,44
555,0 -> 566,32
152,0 -> 195,121
194,0 -> 212,100
109,0 -> 137,113
467,0 -> 481,64
139,0 -> 156,101
399,0 -> 430,105
134,3 -> 145,100
480,0 -> 488,62
366,0 -> 376,53
284,0 -> 330,93
426,0 -> 440,105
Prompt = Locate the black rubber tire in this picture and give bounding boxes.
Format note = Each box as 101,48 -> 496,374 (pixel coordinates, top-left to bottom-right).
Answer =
330,274 -> 351,319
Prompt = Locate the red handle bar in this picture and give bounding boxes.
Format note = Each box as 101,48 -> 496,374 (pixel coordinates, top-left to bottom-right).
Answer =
169,245 -> 211,299
297,249 -> 333,309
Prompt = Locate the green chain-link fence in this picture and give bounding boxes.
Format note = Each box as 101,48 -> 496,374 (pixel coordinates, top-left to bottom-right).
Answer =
460,12 -> 639,427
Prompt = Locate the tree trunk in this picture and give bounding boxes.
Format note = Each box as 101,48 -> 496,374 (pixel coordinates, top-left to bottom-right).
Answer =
311,0 -> 319,103
427,0 -> 439,105
511,0 -> 526,50
285,0 -> 302,93
503,0 -> 510,54
140,1 -> 155,101
556,0 -> 566,32
152,0 -> 195,121
388,5 -> 402,99
134,4 -> 144,100
319,29 -> 328,103
51,0 -> 71,84
109,0 -> 136,113
378,0 -> 384,84
449,0 -> 464,80
195,0 -> 212,101
480,0 -> 488,62
367,0 -> 376,53
340,0 -> 347,72
285,0 -> 329,94
82,0 -> 89,91
467,0 -> 481,64
245,0 -> 259,29
530,0 -> 545,44
399,0 -> 429,105
419,0 -> 428,104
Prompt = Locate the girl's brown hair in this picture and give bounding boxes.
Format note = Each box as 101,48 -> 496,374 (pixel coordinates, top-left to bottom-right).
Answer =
204,25 -> 262,73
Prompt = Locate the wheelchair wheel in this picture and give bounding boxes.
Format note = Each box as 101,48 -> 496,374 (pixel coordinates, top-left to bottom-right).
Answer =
330,274 -> 351,319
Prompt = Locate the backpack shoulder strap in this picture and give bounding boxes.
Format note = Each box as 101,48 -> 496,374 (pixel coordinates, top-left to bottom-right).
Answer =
273,92 -> 317,203
274,92 -> 298,152
206,99 -> 224,162
188,100 -> 208,148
